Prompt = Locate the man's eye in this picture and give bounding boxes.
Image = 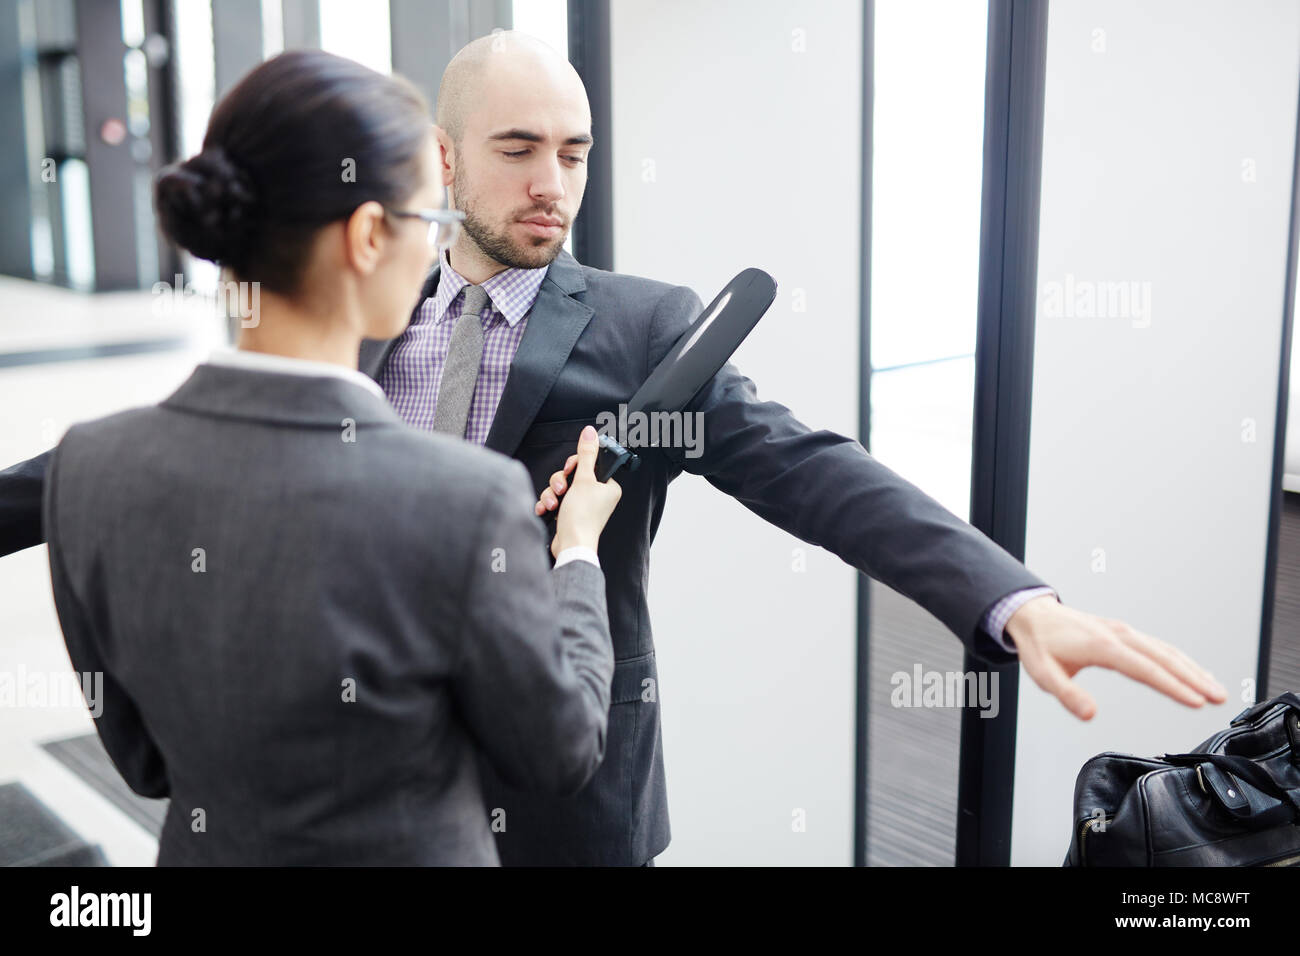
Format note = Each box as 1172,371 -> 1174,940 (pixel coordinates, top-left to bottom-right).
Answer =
502,150 -> 585,164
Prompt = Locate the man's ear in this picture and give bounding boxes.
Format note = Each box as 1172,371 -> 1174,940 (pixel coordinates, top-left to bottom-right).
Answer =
432,124 -> 455,188
344,200 -> 385,276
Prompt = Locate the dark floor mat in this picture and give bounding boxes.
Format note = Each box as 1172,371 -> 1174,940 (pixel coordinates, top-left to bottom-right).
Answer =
42,734 -> 166,838
0,781 -> 108,866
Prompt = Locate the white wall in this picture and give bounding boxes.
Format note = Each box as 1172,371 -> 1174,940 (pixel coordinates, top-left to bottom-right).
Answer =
1012,0 -> 1300,865
609,0 -> 863,864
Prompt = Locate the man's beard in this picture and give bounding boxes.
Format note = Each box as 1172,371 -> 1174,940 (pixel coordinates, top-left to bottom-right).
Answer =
456,186 -> 568,271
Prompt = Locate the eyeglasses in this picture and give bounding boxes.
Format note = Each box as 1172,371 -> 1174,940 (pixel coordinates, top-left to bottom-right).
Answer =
384,206 -> 465,251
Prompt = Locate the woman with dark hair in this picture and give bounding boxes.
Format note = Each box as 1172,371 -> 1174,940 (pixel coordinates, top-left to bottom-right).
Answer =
43,50 -> 622,865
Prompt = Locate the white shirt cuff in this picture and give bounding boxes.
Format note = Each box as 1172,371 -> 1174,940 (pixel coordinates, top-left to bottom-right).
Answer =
554,546 -> 601,570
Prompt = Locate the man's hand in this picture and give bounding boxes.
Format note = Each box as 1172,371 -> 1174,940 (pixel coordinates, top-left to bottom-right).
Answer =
1006,596 -> 1227,721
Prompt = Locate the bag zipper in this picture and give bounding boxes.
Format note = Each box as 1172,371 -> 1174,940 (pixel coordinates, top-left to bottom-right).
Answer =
1078,814 -> 1111,866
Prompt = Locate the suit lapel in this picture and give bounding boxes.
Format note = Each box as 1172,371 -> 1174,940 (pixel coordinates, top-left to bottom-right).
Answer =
484,252 -> 593,457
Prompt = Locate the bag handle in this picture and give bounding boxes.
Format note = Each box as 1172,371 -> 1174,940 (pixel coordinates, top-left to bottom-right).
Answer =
1230,691 -> 1300,726
1164,751 -> 1300,817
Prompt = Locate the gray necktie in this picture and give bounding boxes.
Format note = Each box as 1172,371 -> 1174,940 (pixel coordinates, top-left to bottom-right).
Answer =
432,284 -> 489,437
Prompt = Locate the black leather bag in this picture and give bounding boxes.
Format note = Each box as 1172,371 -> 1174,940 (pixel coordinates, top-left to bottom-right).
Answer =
1064,691 -> 1300,866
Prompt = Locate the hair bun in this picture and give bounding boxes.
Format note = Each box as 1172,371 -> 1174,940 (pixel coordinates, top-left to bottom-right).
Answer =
154,145 -> 258,268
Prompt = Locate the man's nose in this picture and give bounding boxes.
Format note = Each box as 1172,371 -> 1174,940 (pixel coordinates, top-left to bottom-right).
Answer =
529,155 -> 566,204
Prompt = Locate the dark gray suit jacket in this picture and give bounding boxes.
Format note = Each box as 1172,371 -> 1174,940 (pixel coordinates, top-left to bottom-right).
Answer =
43,362 -> 614,865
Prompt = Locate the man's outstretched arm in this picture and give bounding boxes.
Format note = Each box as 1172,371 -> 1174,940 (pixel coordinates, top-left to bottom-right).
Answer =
0,450 -> 50,556
644,285 -> 1225,721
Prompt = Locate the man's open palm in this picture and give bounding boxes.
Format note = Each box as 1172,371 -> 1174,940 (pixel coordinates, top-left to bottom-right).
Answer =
1005,596 -> 1228,720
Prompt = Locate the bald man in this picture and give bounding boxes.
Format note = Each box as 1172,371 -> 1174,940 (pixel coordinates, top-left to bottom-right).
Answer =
0,33 -> 1226,866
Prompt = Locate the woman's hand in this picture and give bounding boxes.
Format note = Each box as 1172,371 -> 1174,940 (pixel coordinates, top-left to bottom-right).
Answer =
547,426 -> 622,559
536,454 -> 579,518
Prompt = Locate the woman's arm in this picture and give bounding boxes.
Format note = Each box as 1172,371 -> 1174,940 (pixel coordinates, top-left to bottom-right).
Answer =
43,444 -> 169,798
452,458 -> 616,797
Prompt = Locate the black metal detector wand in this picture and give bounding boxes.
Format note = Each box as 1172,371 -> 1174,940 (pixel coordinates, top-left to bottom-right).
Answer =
543,267 -> 778,520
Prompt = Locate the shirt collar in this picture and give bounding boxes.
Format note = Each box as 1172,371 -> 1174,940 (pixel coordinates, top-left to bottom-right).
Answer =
205,348 -> 386,400
429,246 -> 549,328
